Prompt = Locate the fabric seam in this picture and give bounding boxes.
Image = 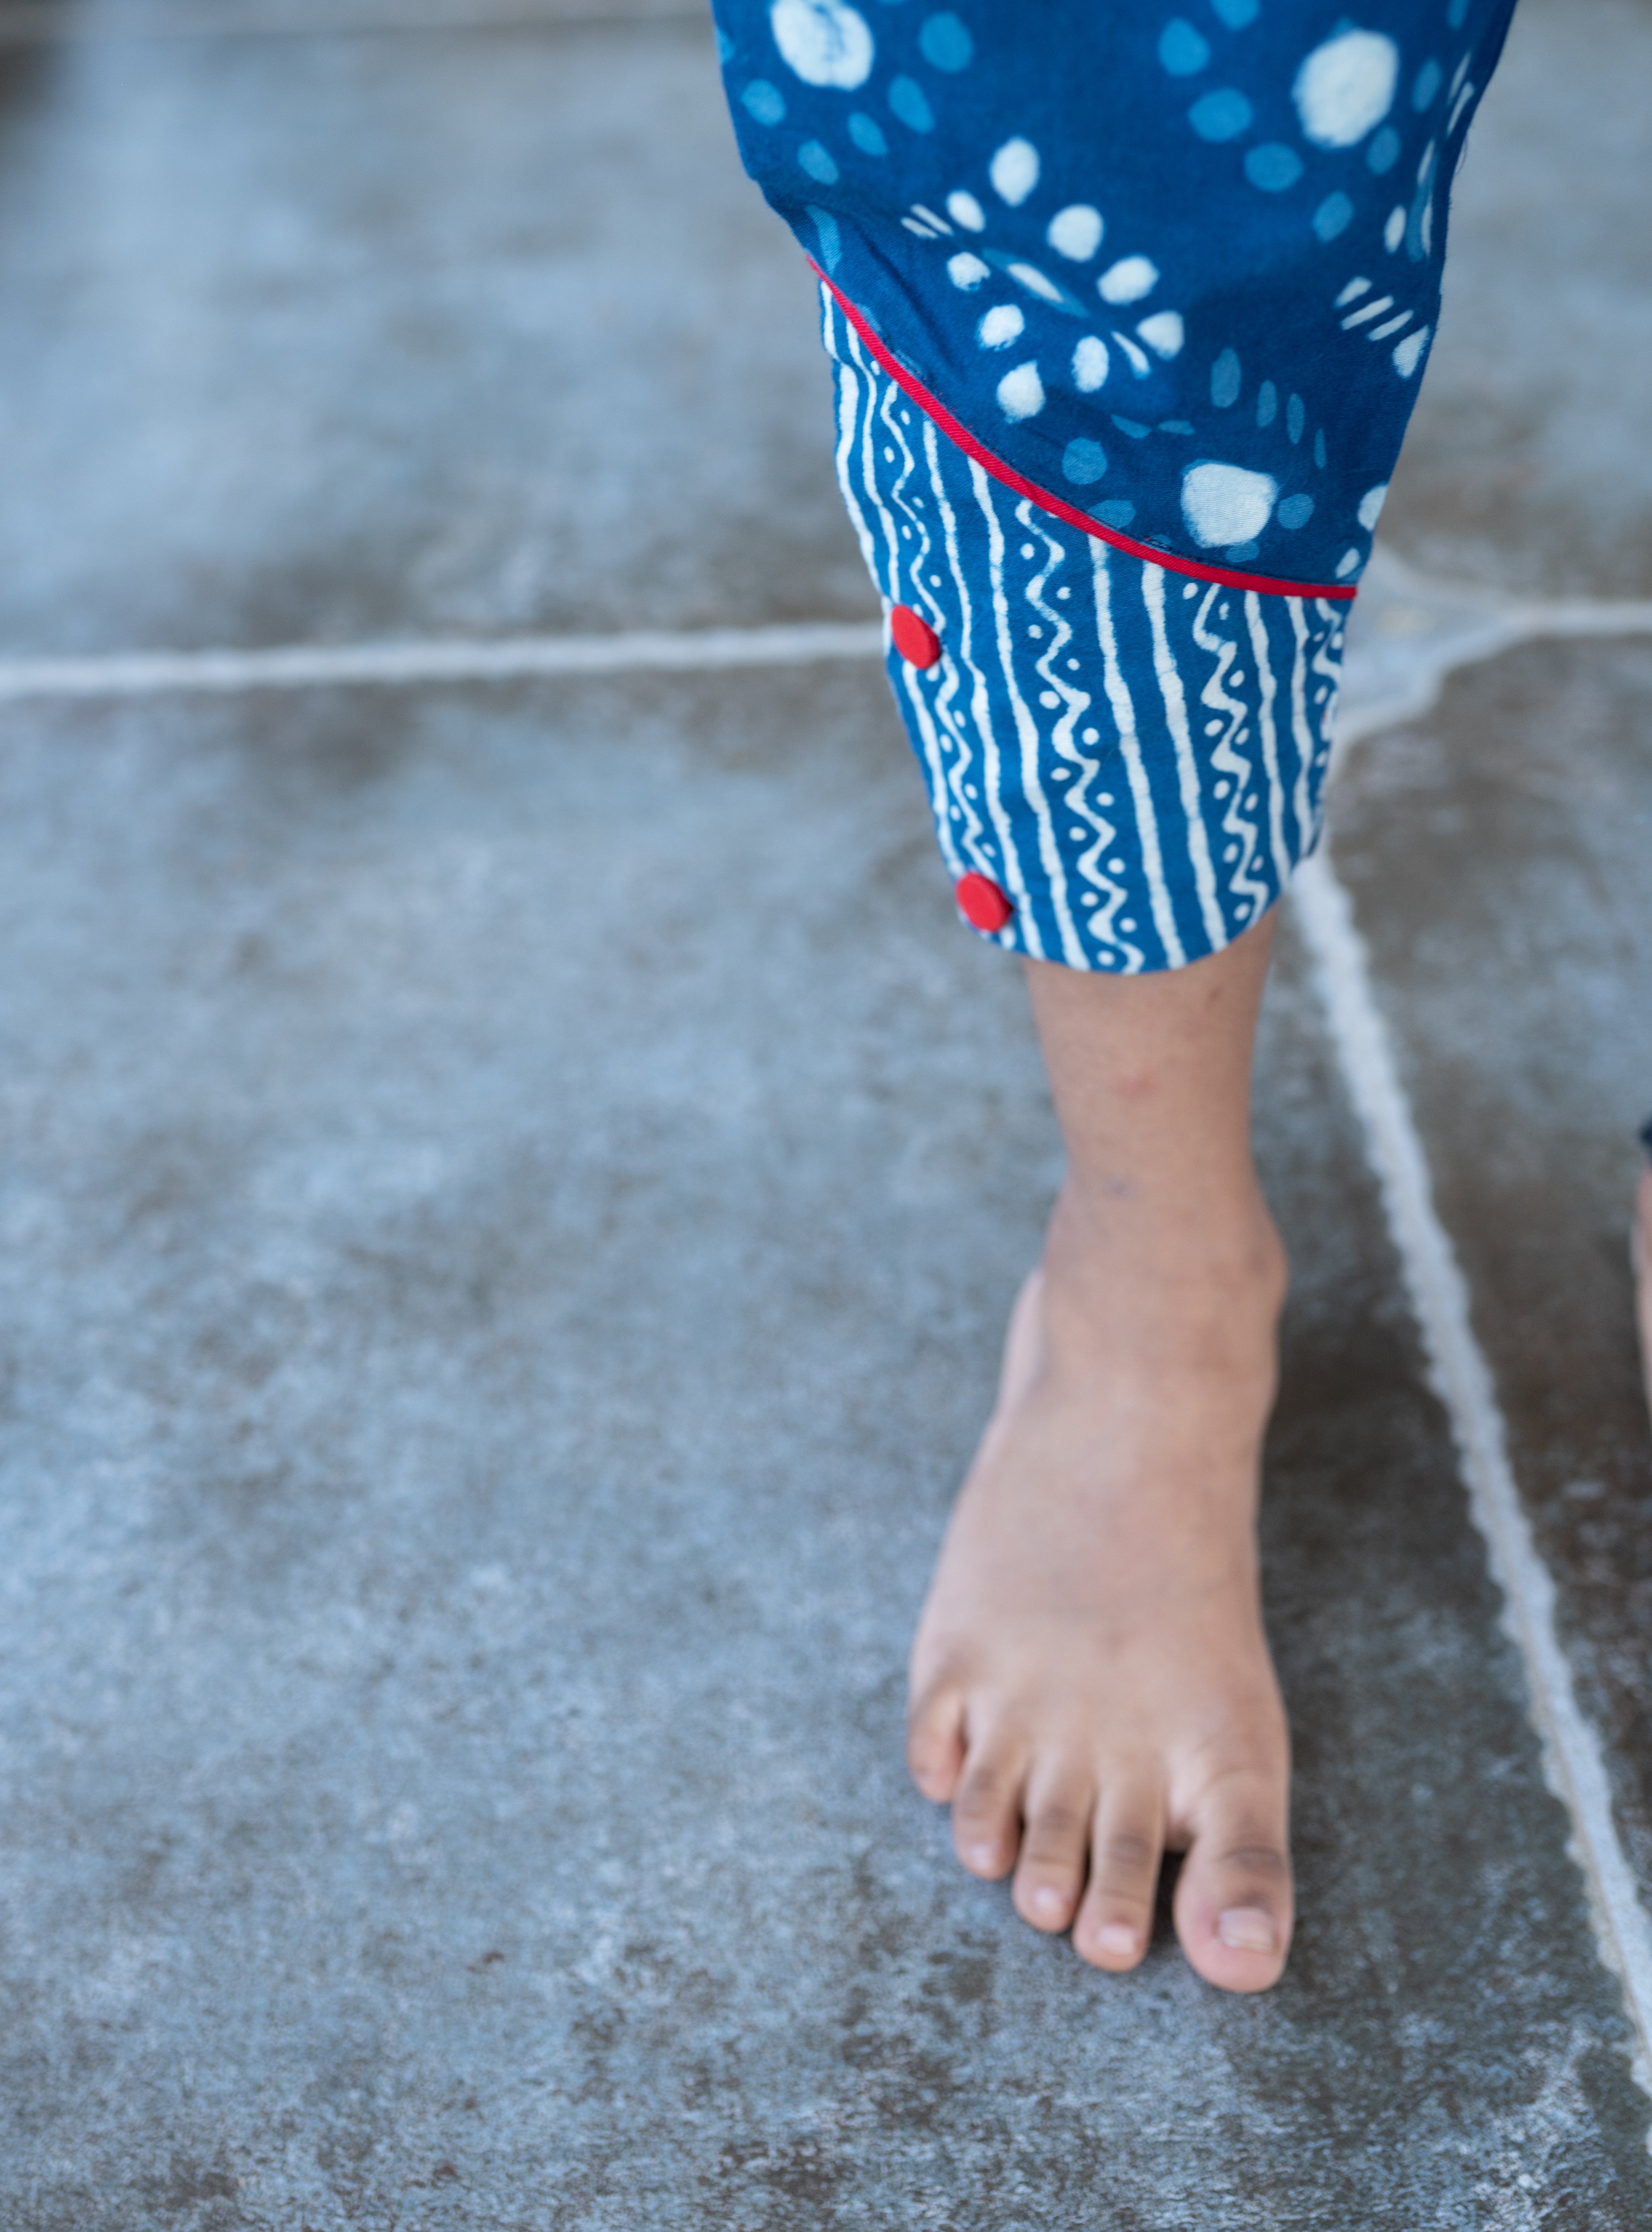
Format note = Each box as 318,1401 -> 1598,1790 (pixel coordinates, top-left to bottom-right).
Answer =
812,263 -> 1360,605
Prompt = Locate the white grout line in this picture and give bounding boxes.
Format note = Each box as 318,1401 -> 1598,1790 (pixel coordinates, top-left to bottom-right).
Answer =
0,568 -> 1645,712
0,621 -> 885,702
1334,556 -> 1652,757
1514,597 -> 1652,638
1293,847 -> 1652,2081
4,560 -> 1652,2055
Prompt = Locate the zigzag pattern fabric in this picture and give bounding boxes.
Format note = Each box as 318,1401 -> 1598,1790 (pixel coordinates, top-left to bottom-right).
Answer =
828,288 -> 1347,972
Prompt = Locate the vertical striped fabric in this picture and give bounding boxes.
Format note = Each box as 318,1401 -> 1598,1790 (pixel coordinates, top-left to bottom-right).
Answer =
826,287 -> 1348,973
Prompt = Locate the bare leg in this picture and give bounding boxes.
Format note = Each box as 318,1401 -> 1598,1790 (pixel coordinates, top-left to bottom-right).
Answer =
907,912 -> 1293,1992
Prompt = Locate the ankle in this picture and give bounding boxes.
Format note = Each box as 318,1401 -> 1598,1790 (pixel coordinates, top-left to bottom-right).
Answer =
1047,1175 -> 1286,1303
1028,1181 -> 1284,1395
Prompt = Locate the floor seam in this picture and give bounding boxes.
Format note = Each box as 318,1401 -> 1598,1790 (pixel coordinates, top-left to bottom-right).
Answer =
7,567 -> 1650,2083
0,571 -> 1648,707
1293,848 -> 1652,2109
0,622 -> 887,702
1336,552 -> 1652,754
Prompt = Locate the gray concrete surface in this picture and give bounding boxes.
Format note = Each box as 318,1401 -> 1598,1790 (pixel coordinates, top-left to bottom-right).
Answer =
0,7 -> 859,654
1,0 -> 1650,2225
1383,0 -> 1652,597
3,672 -> 1648,2229
1333,635 -> 1652,1894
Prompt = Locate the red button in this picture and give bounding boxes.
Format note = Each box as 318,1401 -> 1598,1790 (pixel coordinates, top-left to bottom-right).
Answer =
890,604 -> 942,669
955,873 -> 1014,933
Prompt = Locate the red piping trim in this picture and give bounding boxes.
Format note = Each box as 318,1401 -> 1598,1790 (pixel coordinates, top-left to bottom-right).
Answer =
813,265 -> 1359,605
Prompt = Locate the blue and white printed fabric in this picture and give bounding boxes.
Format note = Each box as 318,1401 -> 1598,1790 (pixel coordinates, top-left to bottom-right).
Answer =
829,289 -> 1346,970
712,0 -> 1519,596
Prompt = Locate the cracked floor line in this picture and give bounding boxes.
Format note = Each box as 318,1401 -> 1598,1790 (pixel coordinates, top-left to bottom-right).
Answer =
0,543 -> 1647,713
0,622 -> 888,703
1293,846 -> 1652,2104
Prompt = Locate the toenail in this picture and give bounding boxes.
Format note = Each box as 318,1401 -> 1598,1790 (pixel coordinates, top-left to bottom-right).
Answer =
1032,1883 -> 1068,1917
964,1843 -> 998,1872
1217,1908 -> 1278,1953
1095,1923 -> 1139,1957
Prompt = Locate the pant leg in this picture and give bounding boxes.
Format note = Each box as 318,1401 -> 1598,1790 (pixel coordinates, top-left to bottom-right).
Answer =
825,284 -> 1346,971
710,0 -> 1520,966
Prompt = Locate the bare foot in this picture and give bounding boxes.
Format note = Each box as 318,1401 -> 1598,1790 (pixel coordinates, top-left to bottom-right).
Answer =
907,1192 -> 1293,1993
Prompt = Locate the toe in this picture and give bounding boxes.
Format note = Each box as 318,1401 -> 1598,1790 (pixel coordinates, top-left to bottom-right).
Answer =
1011,1769 -> 1095,1933
1172,1764 -> 1293,1993
906,1680 -> 967,1803
1073,1784 -> 1164,1971
950,1729 -> 1026,1881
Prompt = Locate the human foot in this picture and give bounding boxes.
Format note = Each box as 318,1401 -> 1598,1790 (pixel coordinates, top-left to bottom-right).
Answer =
906,1203 -> 1293,1993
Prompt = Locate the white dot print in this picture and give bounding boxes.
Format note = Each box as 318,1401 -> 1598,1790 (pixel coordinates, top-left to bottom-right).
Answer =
1046,204 -> 1104,261
1293,28 -> 1399,148
769,0 -> 875,90
1136,311 -> 1184,359
1098,256 -> 1158,306
977,303 -> 1025,348
1072,336 -> 1110,391
1181,462 -> 1278,547
997,361 -> 1046,418
988,137 -> 1040,206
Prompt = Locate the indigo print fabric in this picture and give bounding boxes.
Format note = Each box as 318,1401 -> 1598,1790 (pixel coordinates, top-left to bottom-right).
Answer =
712,0 -> 1520,595
828,290 -> 1346,972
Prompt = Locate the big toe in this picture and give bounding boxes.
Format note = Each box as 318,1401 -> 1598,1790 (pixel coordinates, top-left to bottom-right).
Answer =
906,1679 -> 967,1803
1173,1765 -> 1293,1994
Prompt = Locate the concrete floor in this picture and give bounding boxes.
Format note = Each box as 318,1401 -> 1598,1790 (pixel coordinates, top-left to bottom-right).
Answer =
0,2 -> 1650,2226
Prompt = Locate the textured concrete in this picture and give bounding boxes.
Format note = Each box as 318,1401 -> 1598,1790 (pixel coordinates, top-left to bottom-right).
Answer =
0,8 -> 863,655
1330,635 -> 1652,1897
1,0 -> 1651,2224
1,671 -> 1648,2227
1383,0 -> 1652,597
0,0 -> 704,34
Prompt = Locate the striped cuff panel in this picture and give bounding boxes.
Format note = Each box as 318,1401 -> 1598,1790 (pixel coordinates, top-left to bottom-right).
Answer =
826,285 -> 1349,974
